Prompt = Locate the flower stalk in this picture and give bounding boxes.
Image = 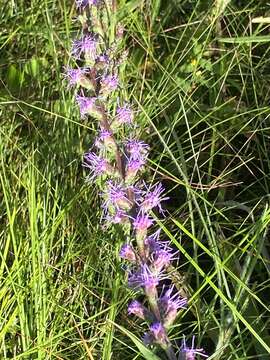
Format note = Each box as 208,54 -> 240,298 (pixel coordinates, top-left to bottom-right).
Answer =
66,1 -> 207,359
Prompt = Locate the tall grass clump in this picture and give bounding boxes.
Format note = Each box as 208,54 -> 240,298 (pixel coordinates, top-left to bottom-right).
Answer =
1,0 -> 270,359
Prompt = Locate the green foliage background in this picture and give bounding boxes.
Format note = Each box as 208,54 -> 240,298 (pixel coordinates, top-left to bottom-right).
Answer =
1,0 -> 270,359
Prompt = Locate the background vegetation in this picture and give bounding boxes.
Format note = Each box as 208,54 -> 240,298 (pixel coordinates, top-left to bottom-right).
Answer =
1,0 -> 270,359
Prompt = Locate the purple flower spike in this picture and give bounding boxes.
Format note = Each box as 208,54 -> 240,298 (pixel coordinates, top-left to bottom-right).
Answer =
116,103 -> 134,125
125,139 -> 149,160
119,244 -> 136,262
83,152 -> 110,181
76,0 -> 100,9
68,0 -> 206,356
128,300 -> 145,319
65,67 -> 89,88
149,322 -> 168,346
100,74 -> 118,95
179,336 -> 208,360
141,183 -> 169,214
71,35 -> 98,61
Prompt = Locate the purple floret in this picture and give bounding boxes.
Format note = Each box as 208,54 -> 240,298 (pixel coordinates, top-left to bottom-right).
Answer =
64,67 -> 89,87
96,129 -> 112,141
96,53 -> 110,67
125,139 -> 149,160
152,249 -> 173,273
144,230 -> 161,252
116,103 -> 134,124
100,74 -> 118,94
119,244 -> 136,262
128,265 -> 160,298
71,35 -> 98,60
149,322 -> 167,346
179,336 -> 208,360
140,265 -> 159,295
128,270 -> 142,290
128,300 -> 145,319
126,158 -> 145,181
103,180 -> 131,211
94,130 -> 112,148
133,214 -> 153,232
141,182 -> 169,214
159,286 -> 187,326
127,158 -> 145,171
76,95 -> 97,117
160,286 -> 187,311
106,209 -> 128,224
97,54 -> 109,63
83,152 -> 109,181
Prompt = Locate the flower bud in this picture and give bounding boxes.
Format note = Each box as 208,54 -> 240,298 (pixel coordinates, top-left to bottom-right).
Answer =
117,49 -> 129,65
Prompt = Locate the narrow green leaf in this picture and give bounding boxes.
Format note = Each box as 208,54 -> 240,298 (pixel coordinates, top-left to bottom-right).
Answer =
219,36 -> 270,43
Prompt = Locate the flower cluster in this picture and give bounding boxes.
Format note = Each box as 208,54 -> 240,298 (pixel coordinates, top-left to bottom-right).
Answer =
66,1 -> 207,359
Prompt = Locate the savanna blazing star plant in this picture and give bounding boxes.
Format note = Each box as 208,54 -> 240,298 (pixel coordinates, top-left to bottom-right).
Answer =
66,1 -> 207,359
